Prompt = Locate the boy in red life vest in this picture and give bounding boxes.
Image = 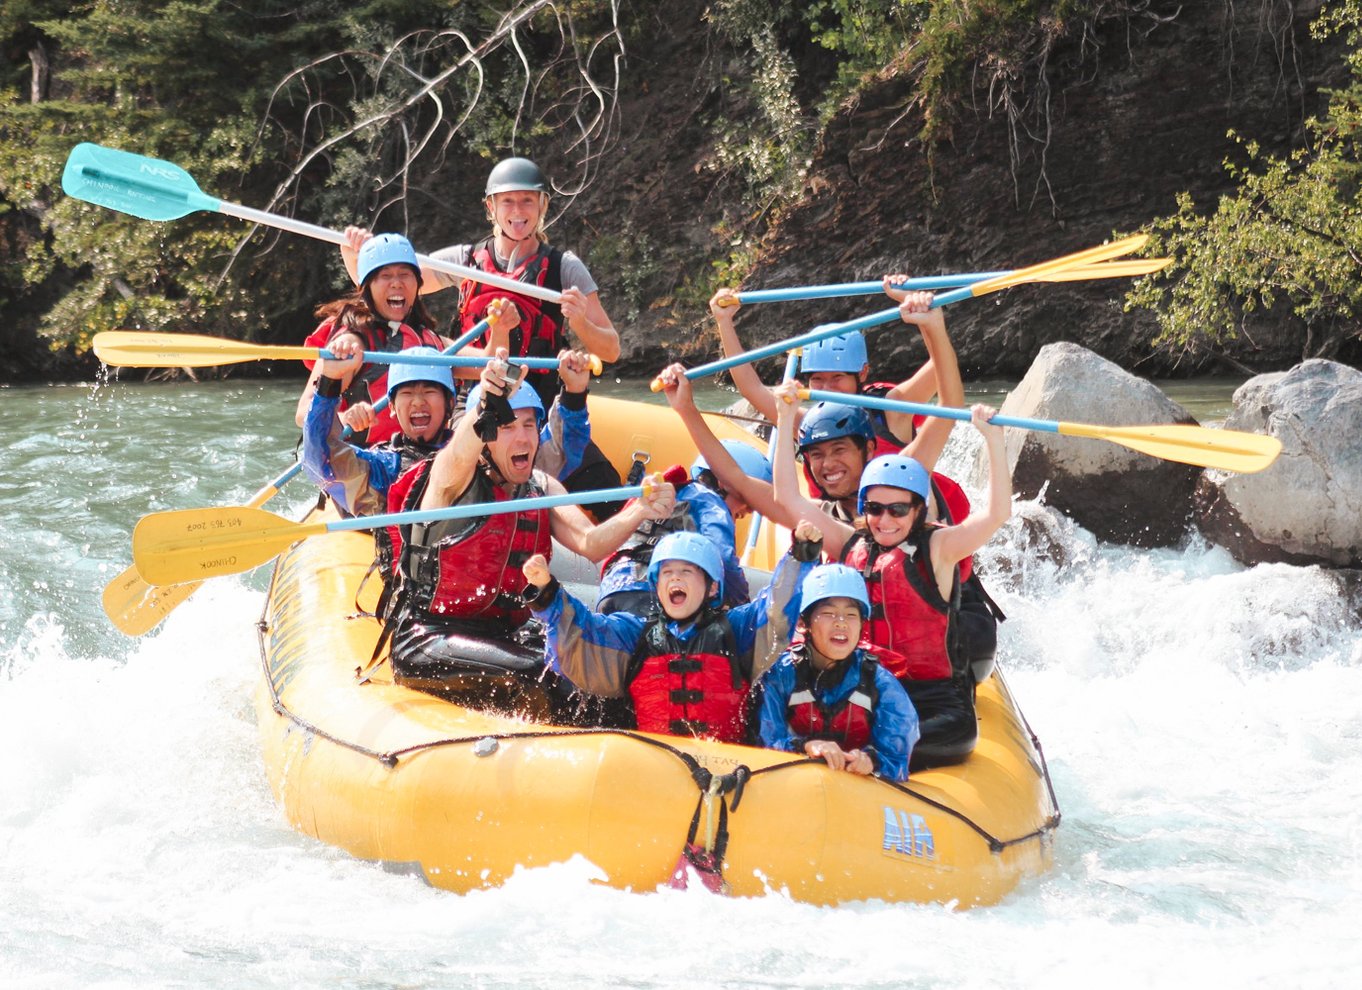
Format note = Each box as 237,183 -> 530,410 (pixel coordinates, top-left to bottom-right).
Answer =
595,440 -> 771,616
772,395 -> 1012,769
521,526 -> 823,742
296,232 -> 494,446
757,564 -> 918,781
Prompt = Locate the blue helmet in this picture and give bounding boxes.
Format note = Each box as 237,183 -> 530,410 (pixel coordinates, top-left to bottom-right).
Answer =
799,564 -> 871,619
358,233 -> 422,285
798,401 -> 876,452
647,531 -> 724,603
800,329 -> 868,375
857,454 -> 931,514
385,347 -> 456,402
465,380 -> 545,428
691,440 -> 773,485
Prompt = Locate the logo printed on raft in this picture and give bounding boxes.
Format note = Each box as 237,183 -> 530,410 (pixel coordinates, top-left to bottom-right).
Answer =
882,806 -> 935,860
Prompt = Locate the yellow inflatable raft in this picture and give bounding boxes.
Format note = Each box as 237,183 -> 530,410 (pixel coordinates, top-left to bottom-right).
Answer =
255,396 -> 1060,907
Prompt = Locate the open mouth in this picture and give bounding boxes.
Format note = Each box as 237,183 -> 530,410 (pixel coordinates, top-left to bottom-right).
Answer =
409,411 -> 431,429
510,452 -> 532,470
667,587 -> 688,607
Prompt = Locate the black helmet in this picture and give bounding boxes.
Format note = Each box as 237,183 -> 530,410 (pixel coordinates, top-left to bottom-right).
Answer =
485,157 -> 549,196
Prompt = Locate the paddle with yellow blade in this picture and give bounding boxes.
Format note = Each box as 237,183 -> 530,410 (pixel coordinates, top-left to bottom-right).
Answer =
92,330 -> 604,375
724,258 -> 1171,305
800,389 -> 1282,474
132,483 -> 656,587
101,320 -> 497,637
61,142 -> 563,304
651,235 -> 1162,390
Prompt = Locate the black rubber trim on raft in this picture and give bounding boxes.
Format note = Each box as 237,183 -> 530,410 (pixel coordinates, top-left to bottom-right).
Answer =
256,605 -> 1061,858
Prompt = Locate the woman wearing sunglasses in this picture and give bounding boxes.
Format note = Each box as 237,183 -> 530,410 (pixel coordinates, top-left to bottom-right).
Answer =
771,380 -> 1011,768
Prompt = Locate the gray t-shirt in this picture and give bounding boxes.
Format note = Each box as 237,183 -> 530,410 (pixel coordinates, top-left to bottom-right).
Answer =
429,243 -> 597,295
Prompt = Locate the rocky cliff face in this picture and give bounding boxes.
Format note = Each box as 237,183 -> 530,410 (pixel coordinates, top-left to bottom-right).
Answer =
586,1 -> 1345,382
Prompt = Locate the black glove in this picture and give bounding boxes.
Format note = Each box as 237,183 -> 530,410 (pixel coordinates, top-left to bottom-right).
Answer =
475,389 -> 515,441
792,531 -> 825,562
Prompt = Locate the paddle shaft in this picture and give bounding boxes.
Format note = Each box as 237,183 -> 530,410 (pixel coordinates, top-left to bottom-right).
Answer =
732,260 -> 1169,305
65,145 -> 562,304
799,389 -> 1282,473
802,389 -> 1049,431
327,484 -> 646,533
132,483 -> 654,585
737,274 -> 1006,304
742,349 -> 798,561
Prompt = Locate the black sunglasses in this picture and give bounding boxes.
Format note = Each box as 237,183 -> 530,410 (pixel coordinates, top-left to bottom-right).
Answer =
863,500 -> 916,519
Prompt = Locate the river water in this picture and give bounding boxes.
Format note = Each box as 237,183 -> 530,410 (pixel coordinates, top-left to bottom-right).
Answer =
2,376 -> 1359,989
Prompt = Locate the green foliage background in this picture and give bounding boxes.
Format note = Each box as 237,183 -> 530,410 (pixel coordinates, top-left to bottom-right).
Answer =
1,0 -> 1359,379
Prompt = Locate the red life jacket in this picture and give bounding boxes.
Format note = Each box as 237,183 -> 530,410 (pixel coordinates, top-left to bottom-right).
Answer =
303,317 -> 444,446
627,612 -> 748,742
460,237 -> 565,360
785,650 -> 880,751
383,458 -> 552,626
840,528 -> 954,681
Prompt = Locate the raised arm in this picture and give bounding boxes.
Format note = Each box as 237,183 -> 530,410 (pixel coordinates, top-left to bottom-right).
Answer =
928,404 -> 1011,590
710,289 -> 779,423
548,473 -> 676,563
419,352 -> 519,510
657,362 -> 791,526
893,290 -> 963,473
770,380 -> 855,558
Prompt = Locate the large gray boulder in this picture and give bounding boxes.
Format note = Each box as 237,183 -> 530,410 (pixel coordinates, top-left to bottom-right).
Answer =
1195,360 -> 1362,568
972,342 -> 1200,546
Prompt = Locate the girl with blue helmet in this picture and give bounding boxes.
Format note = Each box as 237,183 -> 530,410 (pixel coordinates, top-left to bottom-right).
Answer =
757,564 -> 919,781
522,522 -> 824,743
296,232 -> 449,446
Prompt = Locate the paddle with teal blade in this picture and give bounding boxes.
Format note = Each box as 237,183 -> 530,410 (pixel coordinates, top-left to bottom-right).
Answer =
62,142 -> 563,304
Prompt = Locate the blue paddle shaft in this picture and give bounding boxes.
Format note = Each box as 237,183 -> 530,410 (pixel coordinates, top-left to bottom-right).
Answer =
335,350 -> 562,370
326,484 -> 646,533
686,280 -> 995,384
736,272 -> 1009,304
801,389 -> 1060,434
